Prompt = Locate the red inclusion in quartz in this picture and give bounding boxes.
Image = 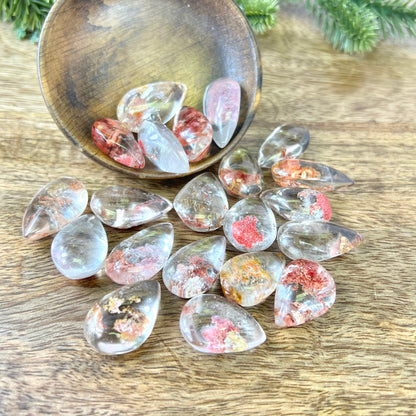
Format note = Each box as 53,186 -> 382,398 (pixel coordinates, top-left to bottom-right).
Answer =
201,316 -> 240,353
231,215 -> 264,249
315,192 -> 332,221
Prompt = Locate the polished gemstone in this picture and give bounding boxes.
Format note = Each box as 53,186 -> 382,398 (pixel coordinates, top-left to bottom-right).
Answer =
22,177 -> 88,241
180,294 -> 266,353
223,197 -> 276,252
220,252 -> 285,307
174,173 -> 229,232
91,118 -> 145,169
106,223 -> 174,285
163,236 -> 226,299
218,147 -> 263,198
51,215 -> 108,279
117,81 -> 186,132
258,124 -> 310,168
275,259 -> 336,327
137,120 -> 189,173
173,106 -> 213,162
203,77 -> 241,148
261,187 -> 332,221
277,220 -> 363,261
271,159 -> 354,191
90,186 -> 172,229
84,280 -> 160,355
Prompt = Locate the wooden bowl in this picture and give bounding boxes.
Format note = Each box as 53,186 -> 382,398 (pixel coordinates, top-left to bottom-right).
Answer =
37,0 -> 262,179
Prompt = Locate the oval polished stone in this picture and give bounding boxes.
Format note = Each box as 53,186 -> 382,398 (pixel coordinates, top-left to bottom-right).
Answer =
51,214 -> 108,279
180,294 -> 266,353
174,172 -> 229,232
275,259 -> 336,327
220,252 -> 285,307
261,187 -> 332,221
163,236 -> 226,299
91,118 -> 145,169
22,177 -> 88,241
258,124 -> 310,168
90,186 -> 172,229
117,81 -> 187,132
84,280 -> 160,355
106,223 -> 174,285
277,220 -> 363,261
218,147 -> 263,198
223,197 -> 276,252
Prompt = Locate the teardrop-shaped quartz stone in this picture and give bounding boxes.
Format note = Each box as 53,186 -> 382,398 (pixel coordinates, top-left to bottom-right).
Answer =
223,197 -> 276,252
91,118 -> 145,169
271,159 -> 354,191
275,259 -> 336,327
261,187 -> 332,222
117,82 -> 187,132
220,252 -> 285,307
163,236 -> 226,298
174,173 -> 229,232
22,177 -> 88,241
106,223 -> 174,285
51,214 -> 108,279
277,220 -> 363,261
90,186 -> 172,229
258,125 -> 310,168
180,294 -> 266,353
218,147 -> 263,198
137,120 -> 189,174
84,280 -> 160,355
172,106 -> 213,162
203,77 -> 241,148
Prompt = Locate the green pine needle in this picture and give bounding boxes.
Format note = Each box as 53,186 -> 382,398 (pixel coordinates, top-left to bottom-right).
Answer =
236,0 -> 279,33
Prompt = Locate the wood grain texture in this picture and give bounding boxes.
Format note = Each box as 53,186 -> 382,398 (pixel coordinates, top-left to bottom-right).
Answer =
1,2 -> 416,414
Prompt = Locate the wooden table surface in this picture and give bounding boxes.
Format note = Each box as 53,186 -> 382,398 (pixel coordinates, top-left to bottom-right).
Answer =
1,5 -> 416,415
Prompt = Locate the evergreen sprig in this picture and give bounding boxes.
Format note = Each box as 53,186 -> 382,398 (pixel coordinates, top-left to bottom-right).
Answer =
236,0 -> 280,33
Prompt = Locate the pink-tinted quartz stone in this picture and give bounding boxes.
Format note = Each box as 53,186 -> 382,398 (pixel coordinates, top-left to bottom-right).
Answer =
22,177 -> 88,241
180,294 -> 266,353
203,77 -> 241,148
91,118 -> 145,169
106,223 -> 174,285
173,106 -> 213,162
275,259 -> 336,327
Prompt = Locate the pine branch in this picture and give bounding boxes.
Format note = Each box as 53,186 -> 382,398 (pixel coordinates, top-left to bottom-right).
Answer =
236,0 -> 279,33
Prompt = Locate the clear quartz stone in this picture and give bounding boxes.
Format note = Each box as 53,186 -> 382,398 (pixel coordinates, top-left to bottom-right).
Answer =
90,186 -> 172,229
180,294 -> 266,353
106,223 -> 174,285
84,281 -> 160,355
22,177 -> 88,241
163,236 -> 226,299
51,214 -> 108,279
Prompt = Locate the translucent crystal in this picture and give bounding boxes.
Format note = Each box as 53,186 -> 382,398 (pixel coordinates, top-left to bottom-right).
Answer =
180,294 -> 266,353
90,186 -> 172,229
261,187 -> 332,221
51,215 -> 108,279
137,120 -> 189,174
277,220 -> 363,261
218,147 -> 263,198
220,252 -> 285,307
22,177 -> 88,241
91,118 -> 145,169
117,81 -> 187,132
203,77 -> 241,148
84,280 -> 160,355
173,106 -> 213,162
258,124 -> 310,168
271,159 -> 354,191
223,197 -> 276,252
174,172 -> 229,232
275,259 -> 336,327
106,223 -> 174,285
163,236 -> 226,299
